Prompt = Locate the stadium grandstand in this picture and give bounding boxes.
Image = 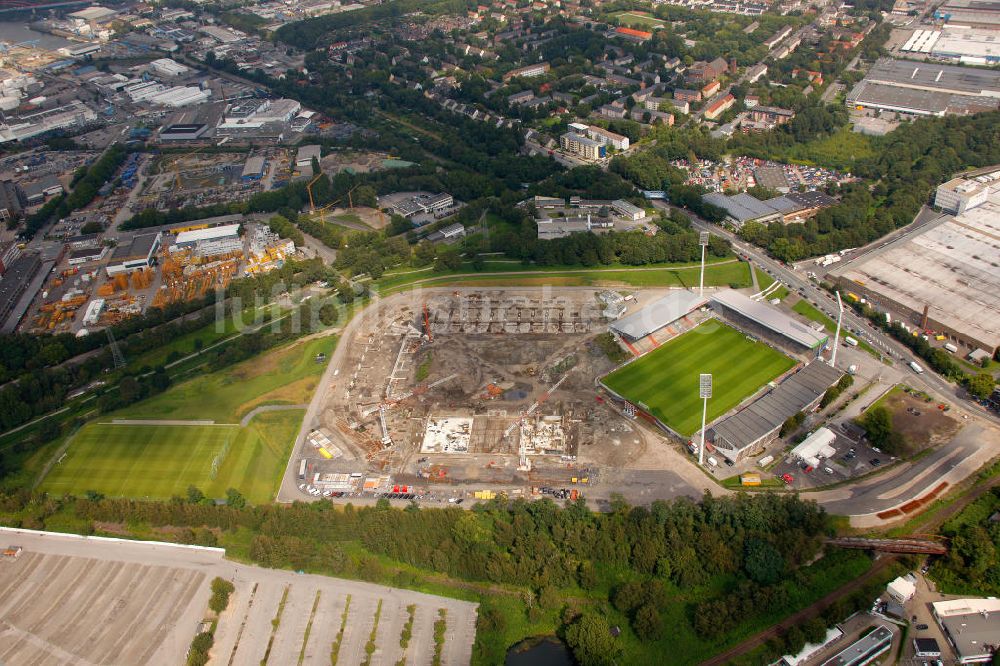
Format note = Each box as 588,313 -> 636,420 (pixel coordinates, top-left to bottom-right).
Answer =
609,290 -> 708,342
710,289 -> 828,352
706,361 -> 842,462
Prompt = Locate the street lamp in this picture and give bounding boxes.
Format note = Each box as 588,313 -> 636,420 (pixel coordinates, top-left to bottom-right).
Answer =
699,231 -> 710,298
699,373 -> 712,466
832,291 -> 844,367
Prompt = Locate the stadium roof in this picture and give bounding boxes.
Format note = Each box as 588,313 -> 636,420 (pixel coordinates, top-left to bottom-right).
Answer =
610,290 -> 708,341
710,290 -> 828,349
709,362 -> 842,461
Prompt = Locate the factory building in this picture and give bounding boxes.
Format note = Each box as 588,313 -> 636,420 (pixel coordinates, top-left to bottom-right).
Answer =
106,232 -> 161,276
158,123 -> 209,142
846,58 -> 1000,116
829,174 -> 1000,357
935,0 -> 1000,28
932,598 -> 1000,664
174,224 -> 241,248
149,58 -> 190,77
296,144 -> 322,170
934,165 -> 1000,214
0,254 -> 51,333
241,156 -> 266,181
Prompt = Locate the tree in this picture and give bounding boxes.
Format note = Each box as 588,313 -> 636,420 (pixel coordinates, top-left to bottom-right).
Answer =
187,485 -> 204,504
311,155 -> 321,176
564,612 -> 622,666
633,603 -> 663,641
967,373 -> 996,400
744,537 -> 785,585
319,303 -> 339,326
225,488 -> 246,508
859,406 -> 893,449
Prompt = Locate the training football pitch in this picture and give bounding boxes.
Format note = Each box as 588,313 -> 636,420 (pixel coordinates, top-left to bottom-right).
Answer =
40,413 -> 300,502
602,322 -> 796,436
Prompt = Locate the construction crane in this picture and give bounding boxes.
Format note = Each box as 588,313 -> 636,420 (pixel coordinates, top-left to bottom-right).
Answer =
505,371 -> 571,471
362,373 -> 459,447
306,172 -> 323,212
423,302 -> 433,341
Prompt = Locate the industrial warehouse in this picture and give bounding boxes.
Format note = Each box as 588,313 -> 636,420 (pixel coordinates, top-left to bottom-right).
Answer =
829,167 -> 1000,357
846,58 -> 1000,116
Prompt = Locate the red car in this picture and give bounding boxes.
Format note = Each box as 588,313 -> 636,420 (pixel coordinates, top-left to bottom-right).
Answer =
781,473 -> 794,484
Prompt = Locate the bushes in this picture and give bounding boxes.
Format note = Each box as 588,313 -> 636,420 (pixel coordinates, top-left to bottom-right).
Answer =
186,631 -> 214,666
209,577 -> 235,614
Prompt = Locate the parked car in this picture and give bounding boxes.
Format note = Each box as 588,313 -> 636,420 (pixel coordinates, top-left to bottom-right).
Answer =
781,473 -> 794,484
870,458 -> 882,466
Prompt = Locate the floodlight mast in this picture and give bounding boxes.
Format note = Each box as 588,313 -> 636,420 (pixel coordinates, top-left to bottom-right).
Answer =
832,291 -> 844,367
698,373 -> 712,466
698,231 -> 710,298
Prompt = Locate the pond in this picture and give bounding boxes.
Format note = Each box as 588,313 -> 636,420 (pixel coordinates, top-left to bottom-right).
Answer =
505,636 -> 573,666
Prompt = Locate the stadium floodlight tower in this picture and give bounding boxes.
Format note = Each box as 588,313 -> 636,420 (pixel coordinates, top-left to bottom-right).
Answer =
698,373 -> 712,466
698,231 -> 710,298
831,291 -> 844,368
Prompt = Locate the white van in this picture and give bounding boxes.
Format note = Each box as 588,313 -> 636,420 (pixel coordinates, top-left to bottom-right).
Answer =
844,336 -> 858,347
909,361 -> 924,374
707,456 -> 719,467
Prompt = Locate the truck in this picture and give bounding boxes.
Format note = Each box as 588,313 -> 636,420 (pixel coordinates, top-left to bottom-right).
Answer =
844,336 -> 858,347
298,460 -> 307,480
909,361 -> 924,374
943,342 -> 958,353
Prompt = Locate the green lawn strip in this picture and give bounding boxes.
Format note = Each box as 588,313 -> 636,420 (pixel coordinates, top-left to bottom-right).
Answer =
397,604 -> 416,665
361,599 -> 383,666
432,608 -> 447,666
792,299 -> 880,358
375,258 -> 745,293
261,584 -> 290,666
603,322 -> 795,436
379,262 -> 750,296
330,595 -> 351,665
754,266 -> 775,291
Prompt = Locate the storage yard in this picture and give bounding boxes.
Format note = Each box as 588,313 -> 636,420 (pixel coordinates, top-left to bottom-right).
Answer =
0,529 -> 477,666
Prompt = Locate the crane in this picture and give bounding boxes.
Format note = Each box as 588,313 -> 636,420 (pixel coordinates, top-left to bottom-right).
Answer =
505,371 -> 571,471
306,172 -> 323,212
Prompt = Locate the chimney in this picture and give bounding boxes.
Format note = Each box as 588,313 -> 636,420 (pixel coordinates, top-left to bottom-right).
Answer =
921,304 -> 929,329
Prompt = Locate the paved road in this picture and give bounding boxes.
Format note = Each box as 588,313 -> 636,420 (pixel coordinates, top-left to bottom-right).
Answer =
239,403 -> 308,428
808,422 -> 1000,525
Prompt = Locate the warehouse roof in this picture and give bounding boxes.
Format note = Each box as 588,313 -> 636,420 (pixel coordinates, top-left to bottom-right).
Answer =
112,232 -> 160,261
932,598 -> 1000,662
610,290 -> 708,341
296,144 -> 322,163
703,192 -> 783,224
709,362 -> 842,461
711,289 -> 829,349
242,156 -> 266,177
829,193 -> 1000,353
69,6 -> 117,21
863,58 -> 1000,96
175,224 -> 240,245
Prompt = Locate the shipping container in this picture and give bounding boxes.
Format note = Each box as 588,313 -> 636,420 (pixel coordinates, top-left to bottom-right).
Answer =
758,455 -> 774,467
318,447 -> 333,459
740,473 -> 761,486
943,343 -> 957,353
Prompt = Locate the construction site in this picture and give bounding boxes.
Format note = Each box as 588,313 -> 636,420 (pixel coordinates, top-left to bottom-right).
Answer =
297,288 -> 662,500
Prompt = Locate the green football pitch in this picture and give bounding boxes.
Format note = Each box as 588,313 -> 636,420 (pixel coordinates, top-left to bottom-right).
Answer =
40,413 -> 301,502
602,321 -> 796,436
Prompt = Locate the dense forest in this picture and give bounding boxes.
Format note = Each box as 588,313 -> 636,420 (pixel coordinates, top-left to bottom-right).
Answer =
0,488 -> 887,665
932,486 -> 1000,596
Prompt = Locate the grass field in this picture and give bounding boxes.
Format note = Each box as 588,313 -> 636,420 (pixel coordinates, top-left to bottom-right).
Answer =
375,260 -> 751,295
40,410 -> 301,502
612,10 -> 666,28
602,322 -> 796,436
792,299 -> 880,358
121,336 -> 336,423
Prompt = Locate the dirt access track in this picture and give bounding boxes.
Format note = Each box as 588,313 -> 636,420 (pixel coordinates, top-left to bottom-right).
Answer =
0,528 -> 477,666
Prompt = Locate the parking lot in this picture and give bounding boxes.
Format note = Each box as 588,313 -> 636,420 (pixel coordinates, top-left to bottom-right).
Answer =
773,422 -> 896,489
0,529 -> 478,666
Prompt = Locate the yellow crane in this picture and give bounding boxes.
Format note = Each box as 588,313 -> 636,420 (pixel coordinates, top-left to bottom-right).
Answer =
306,172 -> 323,212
